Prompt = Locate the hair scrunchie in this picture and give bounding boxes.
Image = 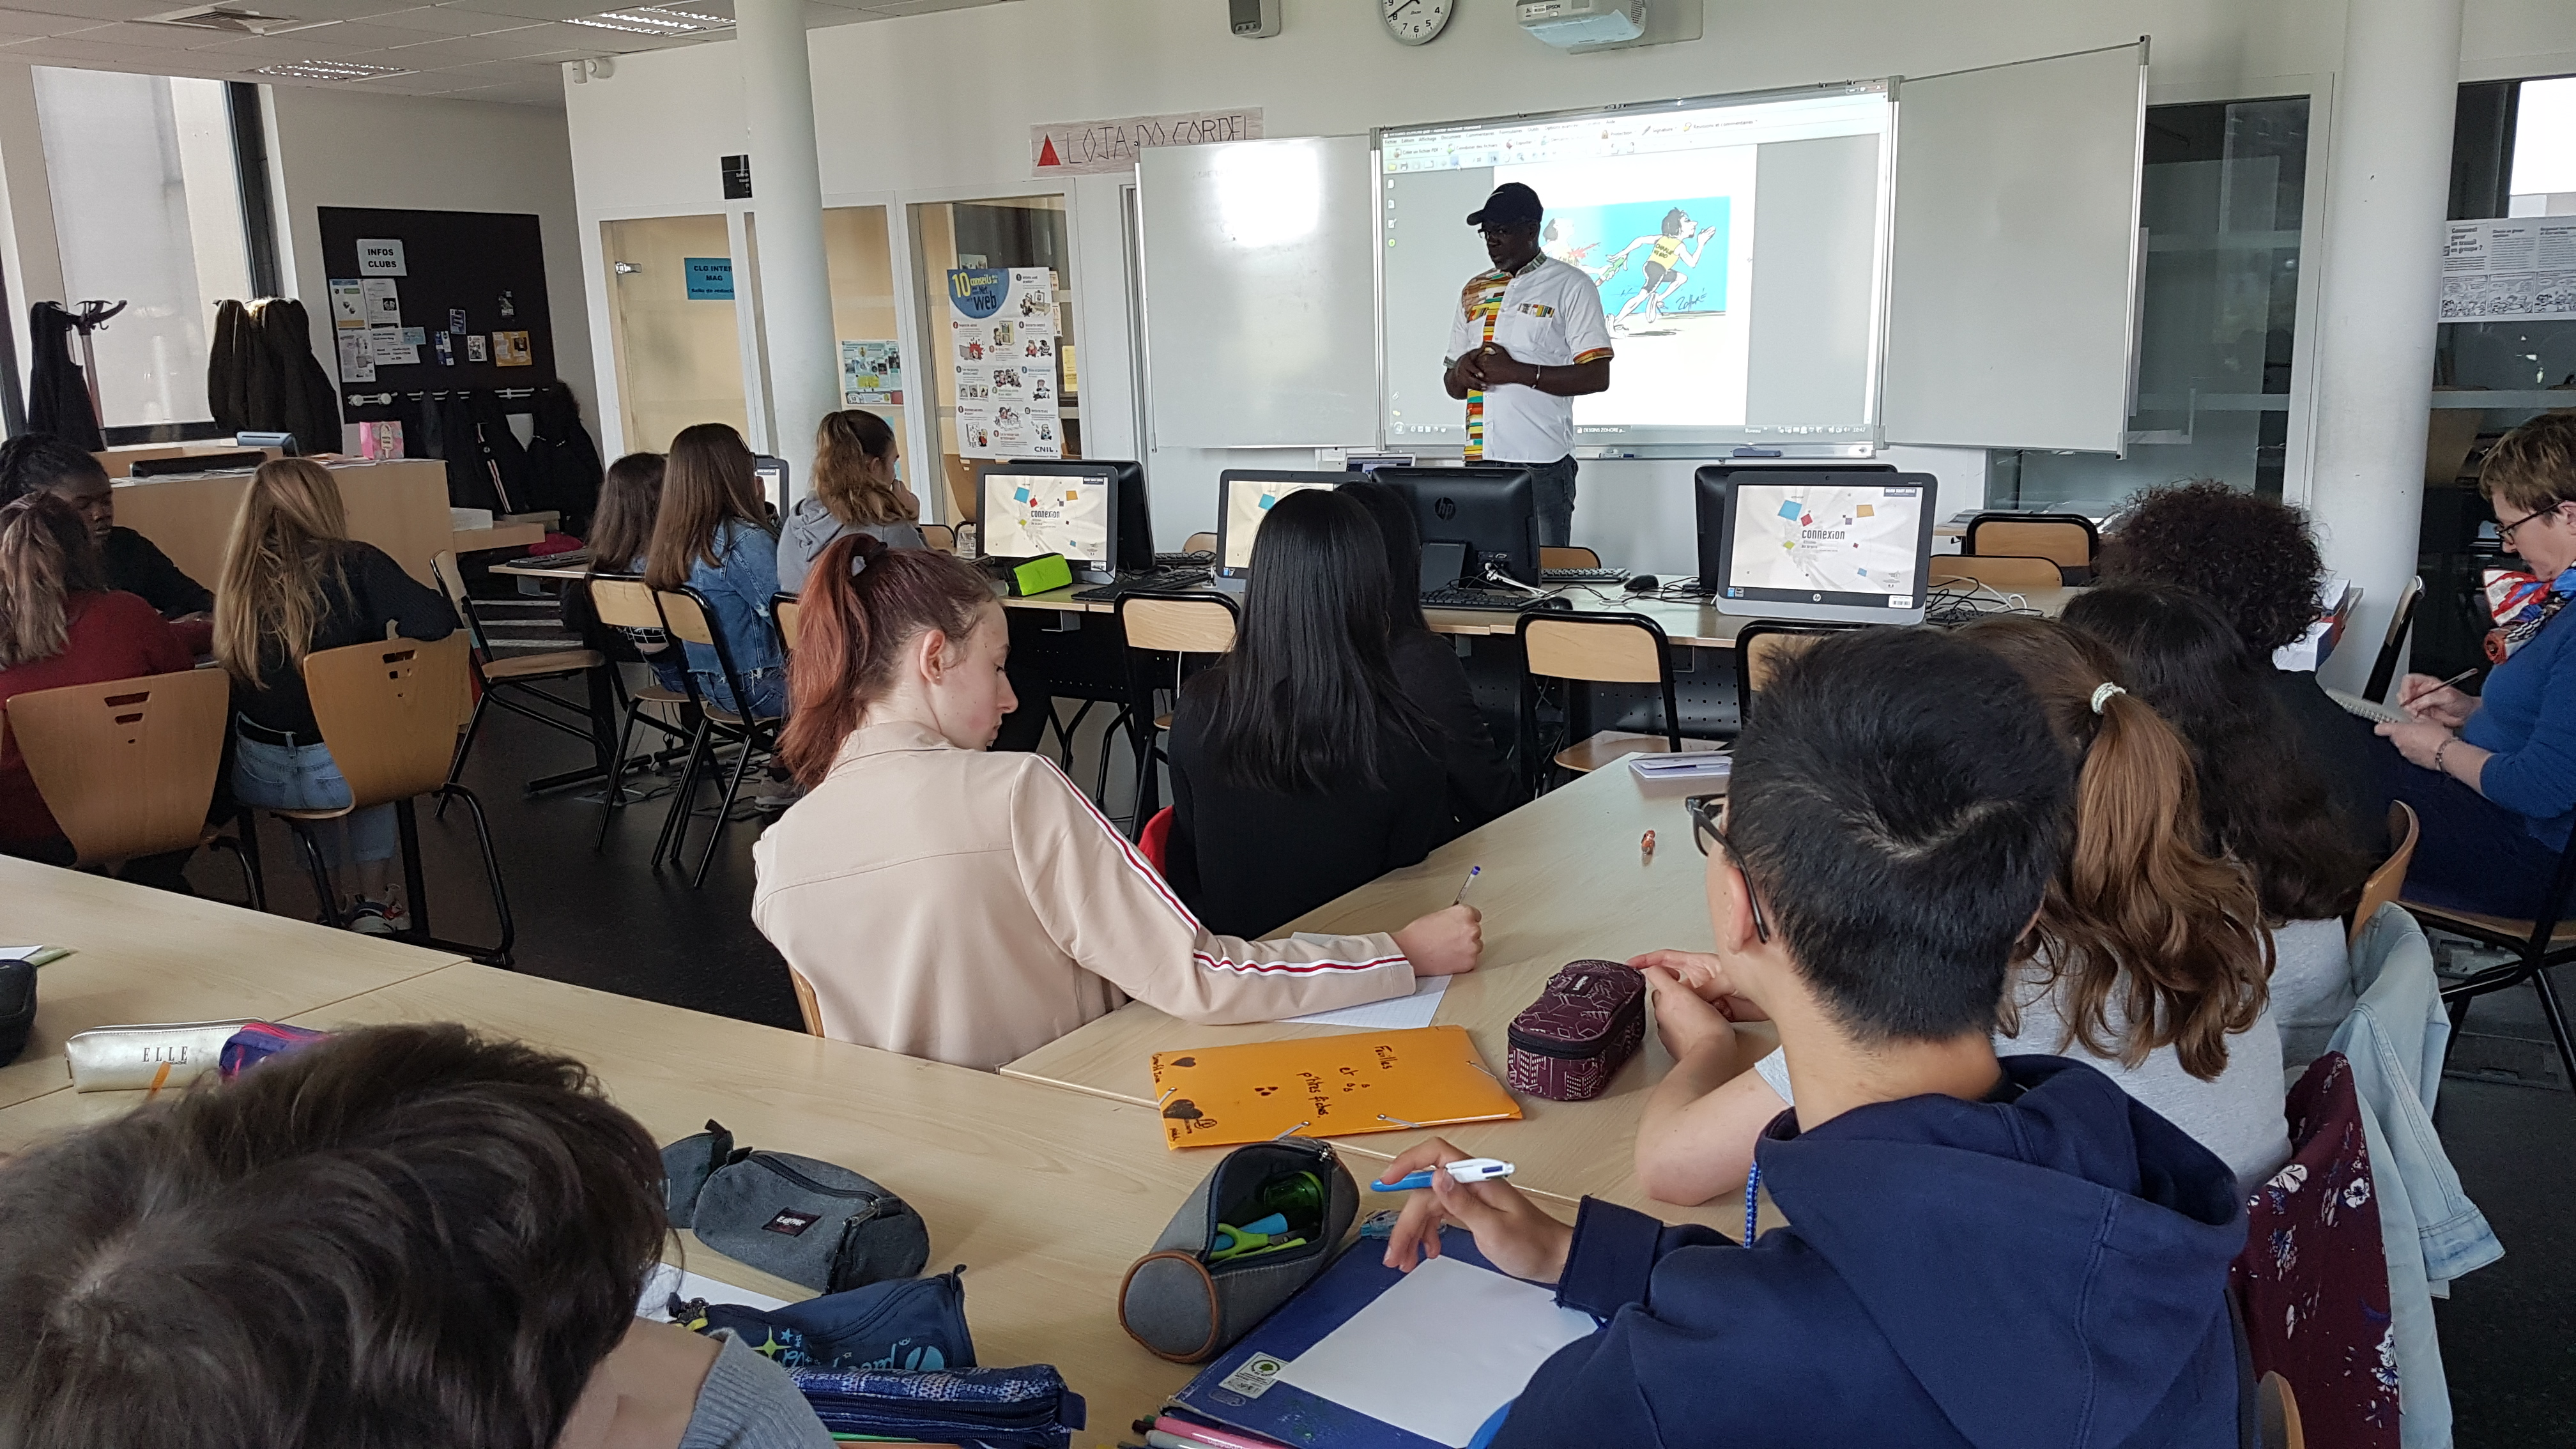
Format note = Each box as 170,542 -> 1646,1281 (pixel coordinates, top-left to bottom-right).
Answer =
2090,681 -> 2126,714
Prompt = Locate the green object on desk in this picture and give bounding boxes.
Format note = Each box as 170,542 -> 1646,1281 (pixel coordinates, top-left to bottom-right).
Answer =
1,946 -> 69,967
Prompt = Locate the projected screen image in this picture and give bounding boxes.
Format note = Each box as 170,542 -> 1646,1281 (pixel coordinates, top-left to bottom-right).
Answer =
984,471 -> 1110,565
1381,84 -> 1891,450
1221,477 -> 1338,571
1722,481 -> 1924,606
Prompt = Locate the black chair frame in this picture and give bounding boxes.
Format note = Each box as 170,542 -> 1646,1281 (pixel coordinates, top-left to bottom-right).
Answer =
652,584 -> 785,889
1516,609 -> 1682,795
2364,575 -> 2428,703
2421,829 -> 2576,1094
1731,620 -> 1868,734
433,555 -> 608,815
1114,590 -> 1241,839
1963,512 -> 2102,584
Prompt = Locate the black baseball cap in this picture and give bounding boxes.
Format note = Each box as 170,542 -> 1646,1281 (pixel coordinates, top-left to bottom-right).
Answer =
1466,183 -> 1543,228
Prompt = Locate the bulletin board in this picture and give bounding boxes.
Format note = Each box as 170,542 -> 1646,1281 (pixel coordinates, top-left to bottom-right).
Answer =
316,206 -> 558,422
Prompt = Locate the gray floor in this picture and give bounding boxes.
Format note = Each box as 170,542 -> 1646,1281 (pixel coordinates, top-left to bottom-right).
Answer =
185,698 -> 2574,1446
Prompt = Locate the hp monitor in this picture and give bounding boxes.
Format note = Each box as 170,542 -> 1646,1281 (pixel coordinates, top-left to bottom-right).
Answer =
1703,468 -> 1935,625
978,461 -> 1121,582
1692,461 -> 1895,596
1370,465 -> 1542,589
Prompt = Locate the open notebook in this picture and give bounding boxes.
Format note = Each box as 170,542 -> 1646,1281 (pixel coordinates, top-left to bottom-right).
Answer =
2326,687 -> 2407,726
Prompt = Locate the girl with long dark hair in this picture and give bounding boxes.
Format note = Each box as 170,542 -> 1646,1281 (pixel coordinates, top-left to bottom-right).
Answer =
1165,487 -> 1451,935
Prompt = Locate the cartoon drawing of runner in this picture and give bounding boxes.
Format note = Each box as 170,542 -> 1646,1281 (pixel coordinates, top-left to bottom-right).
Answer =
1599,209 -> 1711,332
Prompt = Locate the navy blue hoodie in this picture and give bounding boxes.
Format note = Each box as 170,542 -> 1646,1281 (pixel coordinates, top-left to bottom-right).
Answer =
1494,1056 -> 2248,1449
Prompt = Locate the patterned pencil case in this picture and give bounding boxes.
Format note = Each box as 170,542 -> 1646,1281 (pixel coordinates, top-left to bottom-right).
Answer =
783,1363 -> 1085,1449
1506,959 -> 1647,1102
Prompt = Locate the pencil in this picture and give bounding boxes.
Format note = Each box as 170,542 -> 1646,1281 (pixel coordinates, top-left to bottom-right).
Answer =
1452,864 -> 1480,906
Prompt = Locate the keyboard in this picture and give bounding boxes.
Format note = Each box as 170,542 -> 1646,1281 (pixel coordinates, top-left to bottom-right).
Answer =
1070,567 -> 1214,602
1155,551 -> 1216,569
1420,587 -> 1572,614
1542,567 -> 1628,583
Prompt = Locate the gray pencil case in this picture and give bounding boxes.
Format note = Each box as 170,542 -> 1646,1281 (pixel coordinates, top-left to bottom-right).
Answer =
1117,1138 -> 1357,1363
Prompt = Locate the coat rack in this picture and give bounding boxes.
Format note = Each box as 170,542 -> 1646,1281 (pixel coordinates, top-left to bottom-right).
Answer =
68,299 -> 126,428
341,387 -> 540,406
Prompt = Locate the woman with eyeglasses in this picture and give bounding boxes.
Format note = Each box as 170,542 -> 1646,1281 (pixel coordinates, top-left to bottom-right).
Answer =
1629,618 -> 2281,1203
2377,411 -> 2576,918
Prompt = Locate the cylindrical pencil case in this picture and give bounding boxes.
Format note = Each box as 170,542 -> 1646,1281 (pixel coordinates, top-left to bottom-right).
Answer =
1118,1138 -> 1356,1363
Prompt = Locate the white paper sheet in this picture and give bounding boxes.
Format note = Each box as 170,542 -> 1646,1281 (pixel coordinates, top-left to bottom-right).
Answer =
1282,973 -> 1448,1031
1273,1254 -> 1595,1447
636,1262 -> 790,1320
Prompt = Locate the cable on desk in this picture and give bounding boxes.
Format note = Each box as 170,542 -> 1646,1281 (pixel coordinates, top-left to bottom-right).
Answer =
1922,579 -> 2042,626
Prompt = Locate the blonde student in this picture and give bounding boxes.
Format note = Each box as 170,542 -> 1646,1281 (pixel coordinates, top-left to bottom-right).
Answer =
751,534 -> 1482,1070
1630,617 -> 2287,1202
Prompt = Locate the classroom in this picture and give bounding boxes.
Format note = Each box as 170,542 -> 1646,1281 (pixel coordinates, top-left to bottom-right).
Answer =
1,0 -> 2573,1445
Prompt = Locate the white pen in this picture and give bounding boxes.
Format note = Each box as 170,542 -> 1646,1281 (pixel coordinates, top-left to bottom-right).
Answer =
1374,1158 -> 1517,1192
1452,864 -> 1481,906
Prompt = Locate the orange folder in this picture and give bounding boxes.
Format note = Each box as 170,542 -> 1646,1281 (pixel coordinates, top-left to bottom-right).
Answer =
1149,1025 -> 1522,1149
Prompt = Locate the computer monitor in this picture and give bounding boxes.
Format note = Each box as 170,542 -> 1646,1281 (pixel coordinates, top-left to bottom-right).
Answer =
989,458 -> 1151,579
1693,463 -> 1896,597
1369,465 -> 1542,589
977,461 -> 1122,582
1702,469 -> 1936,626
1213,470 -> 1346,581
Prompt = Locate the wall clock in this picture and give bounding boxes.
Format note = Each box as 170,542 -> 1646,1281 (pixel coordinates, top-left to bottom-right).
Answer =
1383,0 -> 1455,47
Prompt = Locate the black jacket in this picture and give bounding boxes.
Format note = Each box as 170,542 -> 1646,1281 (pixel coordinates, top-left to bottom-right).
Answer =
100,526 -> 213,618
232,541 -> 456,739
525,380 -> 604,532
2268,666 -> 2390,856
1167,675 -> 1450,937
1388,627 -> 1526,835
205,298 -> 342,453
26,303 -> 102,450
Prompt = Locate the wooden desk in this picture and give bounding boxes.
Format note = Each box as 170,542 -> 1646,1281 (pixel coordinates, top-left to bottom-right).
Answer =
0,963 -> 1425,1430
1006,764 -> 1765,1231
109,459 -> 511,591
0,857 -> 464,1109
1002,584 -> 2078,650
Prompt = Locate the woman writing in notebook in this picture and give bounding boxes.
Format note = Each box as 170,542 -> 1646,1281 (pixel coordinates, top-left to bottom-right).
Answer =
1165,488 -> 1455,935
751,533 -> 1482,1070
1630,617 -> 2288,1199
2374,411 -> 2576,919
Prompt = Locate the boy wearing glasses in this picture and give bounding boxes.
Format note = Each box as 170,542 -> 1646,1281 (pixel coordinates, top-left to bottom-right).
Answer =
1372,627 -> 2247,1449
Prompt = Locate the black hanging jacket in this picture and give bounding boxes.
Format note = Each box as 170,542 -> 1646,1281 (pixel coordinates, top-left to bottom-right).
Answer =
25,303 -> 102,450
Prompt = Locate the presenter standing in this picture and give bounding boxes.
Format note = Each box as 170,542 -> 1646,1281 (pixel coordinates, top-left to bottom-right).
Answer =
1443,183 -> 1613,547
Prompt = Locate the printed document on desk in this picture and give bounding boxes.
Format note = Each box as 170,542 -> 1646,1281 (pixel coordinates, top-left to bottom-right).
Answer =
1285,975 -> 1448,1031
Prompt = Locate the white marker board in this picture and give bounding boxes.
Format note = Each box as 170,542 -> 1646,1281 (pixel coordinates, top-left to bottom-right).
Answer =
1138,135 -> 1377,448
1882,43 -> 2148,452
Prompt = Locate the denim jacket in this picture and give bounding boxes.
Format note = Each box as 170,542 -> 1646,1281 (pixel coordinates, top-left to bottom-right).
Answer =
681,519 -> 787,682
2329,905 -> 2506,1449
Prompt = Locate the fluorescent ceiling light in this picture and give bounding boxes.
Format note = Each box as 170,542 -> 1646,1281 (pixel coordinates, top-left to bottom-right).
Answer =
565,7 -> 732,34
248,59 -> 410,80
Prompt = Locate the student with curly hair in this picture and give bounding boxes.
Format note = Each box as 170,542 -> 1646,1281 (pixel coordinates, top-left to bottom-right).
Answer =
2095,479 -> 2387,853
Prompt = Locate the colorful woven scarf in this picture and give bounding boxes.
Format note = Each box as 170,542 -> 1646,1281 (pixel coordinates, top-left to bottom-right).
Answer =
2482,568 -> 2574,663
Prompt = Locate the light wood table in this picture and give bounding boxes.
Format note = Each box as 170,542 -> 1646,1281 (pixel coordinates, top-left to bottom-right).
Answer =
0,963 -> 1434,1433
107,458 -> 532,592
1002,582 -> 2078,649
1006,763 -> 1768,1232
0,857 -> 465,1110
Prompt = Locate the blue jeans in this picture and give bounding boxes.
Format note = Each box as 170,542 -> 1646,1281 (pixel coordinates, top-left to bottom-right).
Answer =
233,735 -> 397,868
1526,455 -> 1577,548
2385,740 -> 2562,918
692,666 -> 787,721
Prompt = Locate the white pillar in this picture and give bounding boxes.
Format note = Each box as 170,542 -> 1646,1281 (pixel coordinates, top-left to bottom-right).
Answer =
2303,0 -> 2465,689
735,0 -> 838,500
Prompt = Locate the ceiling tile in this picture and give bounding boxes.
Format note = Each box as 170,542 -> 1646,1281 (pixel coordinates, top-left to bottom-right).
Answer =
334,4 -> 523,34
0,0 -> 178,23
3,32 -> 176,61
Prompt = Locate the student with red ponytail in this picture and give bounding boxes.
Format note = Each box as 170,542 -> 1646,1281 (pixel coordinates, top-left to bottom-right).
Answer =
751,534 -> 1483,1070
1629,617 -> 2289,1200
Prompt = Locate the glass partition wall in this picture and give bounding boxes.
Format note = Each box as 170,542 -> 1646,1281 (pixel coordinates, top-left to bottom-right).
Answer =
907,195 -> 1077,524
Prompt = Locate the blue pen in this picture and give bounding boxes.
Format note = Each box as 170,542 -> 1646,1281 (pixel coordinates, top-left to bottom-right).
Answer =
1452,865 -> 1481,906
1372,1158 -> 1515,1192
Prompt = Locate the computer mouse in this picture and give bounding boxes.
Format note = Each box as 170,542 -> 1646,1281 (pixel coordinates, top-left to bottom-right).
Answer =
1623,574 -> 1660,594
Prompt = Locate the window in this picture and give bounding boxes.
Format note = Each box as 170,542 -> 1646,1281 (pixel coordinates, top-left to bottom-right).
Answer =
1987,97 -> 2312,510
33,68 -> 256,430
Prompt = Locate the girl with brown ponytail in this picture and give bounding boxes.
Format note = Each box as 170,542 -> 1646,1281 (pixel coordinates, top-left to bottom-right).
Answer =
751,533 -> 1482,1070
1630,617 -> 2288,1203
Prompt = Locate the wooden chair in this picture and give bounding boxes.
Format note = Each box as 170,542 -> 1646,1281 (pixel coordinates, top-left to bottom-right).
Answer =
2258,1374 -> 2305,1449
772,594 -> 804,654
431,550 -> 608,810
1519,610 -> 1722,777
919,523 -> 957,555
1182,532 -> 1218,558
1733,621 -> 1865,733
1541,546 -> 1602,572
1963,513 -> 2099,583
585,576 -> 698,854
2363,576 -> 2425,703
2350,802 -> 2419,947
1116,592 -> 1239,836
6,668 -> 259,905
788,967 -> 824,1037
287,634 -> 512,964
2405,818 -> 2576,1094
1929,554 -> 2064,593
654,585 -> 787,888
